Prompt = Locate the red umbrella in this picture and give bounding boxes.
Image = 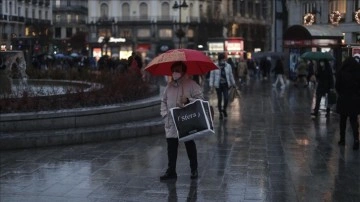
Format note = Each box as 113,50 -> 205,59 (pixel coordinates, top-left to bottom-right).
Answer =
144,49 -> 218,76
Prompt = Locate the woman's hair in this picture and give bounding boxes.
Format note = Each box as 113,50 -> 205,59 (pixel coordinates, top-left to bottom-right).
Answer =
171,61 -> 187,73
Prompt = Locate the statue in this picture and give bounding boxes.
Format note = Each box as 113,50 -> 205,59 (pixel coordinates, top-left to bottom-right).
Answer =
0,51 -> 28,96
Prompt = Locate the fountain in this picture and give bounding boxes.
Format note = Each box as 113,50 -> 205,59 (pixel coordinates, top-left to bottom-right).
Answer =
0,51 -> 162,150
0,51 -> 100,98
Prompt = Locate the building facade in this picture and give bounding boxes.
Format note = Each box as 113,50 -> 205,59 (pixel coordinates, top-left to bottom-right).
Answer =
87,0 -> 206,61
0,0 -> 52,57
52,0 -> 88,54
203,0 -> 273,60
279,0 -> 360,55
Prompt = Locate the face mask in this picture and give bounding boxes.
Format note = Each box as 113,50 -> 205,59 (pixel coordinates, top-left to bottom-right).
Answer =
172,72 -> 182,80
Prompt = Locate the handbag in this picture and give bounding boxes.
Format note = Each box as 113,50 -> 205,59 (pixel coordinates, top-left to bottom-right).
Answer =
170,99 -> 214,142
228,86 -> 239,103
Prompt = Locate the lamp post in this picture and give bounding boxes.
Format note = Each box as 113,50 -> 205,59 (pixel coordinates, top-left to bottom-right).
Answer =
173,0 -> 188,48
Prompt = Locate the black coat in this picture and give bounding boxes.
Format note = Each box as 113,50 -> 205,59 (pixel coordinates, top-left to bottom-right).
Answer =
335,57 -> 360,116
273,59 -> 284,75
316,61 -> 334,94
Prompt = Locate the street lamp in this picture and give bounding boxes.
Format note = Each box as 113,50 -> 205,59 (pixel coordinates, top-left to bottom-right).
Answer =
173,0 -> 188,48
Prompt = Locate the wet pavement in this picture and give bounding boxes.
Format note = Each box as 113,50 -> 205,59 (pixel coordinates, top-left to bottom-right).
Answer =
1,78 -> 359,202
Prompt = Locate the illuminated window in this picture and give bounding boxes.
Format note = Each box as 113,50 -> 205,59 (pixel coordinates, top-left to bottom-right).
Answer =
137,29 -> 150,38
159,29 -> 172,38
329,0 -> 346,13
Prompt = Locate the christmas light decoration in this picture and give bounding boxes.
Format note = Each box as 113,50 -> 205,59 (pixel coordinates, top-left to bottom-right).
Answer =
329,11 -> 341,25
303,13 -> 315,25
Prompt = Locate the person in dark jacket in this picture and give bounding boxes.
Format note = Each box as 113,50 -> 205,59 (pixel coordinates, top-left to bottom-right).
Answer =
335,56 -> 360,150
272,58 -> 285,88
311,59 -> 335,117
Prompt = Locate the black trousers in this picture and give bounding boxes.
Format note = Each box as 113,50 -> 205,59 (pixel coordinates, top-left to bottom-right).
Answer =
166,138 -> 197,173
216,85 -> 229,112
339,114 -> 359,141
314,91 -> 330,113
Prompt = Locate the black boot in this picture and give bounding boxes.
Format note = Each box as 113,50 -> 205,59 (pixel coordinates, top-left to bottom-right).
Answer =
160,169 -> 177,181
190,170 -> 198,179
353,140 -> 359,150
222,110 -> 227,118
326,108 -> 330,117
338,135 -> 345,146
311,111 -> 318,117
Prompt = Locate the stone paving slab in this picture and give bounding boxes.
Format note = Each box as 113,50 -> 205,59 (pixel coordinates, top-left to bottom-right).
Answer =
1,78 -> 359,202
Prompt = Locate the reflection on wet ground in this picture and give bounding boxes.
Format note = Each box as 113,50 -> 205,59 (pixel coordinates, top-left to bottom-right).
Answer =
1,78 -> 359,201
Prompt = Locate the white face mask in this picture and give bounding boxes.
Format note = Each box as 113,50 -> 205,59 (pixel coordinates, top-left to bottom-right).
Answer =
172,72 -> 182,80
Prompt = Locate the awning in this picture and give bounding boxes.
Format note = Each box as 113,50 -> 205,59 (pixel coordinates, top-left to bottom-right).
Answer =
136,43 -> 151,52
284,25 -> 343,40
283,25 -> 343,47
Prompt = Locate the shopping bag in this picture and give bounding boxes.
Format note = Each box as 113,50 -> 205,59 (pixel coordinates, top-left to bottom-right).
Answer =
228,86 -> 239,103
170,99 -> 214,142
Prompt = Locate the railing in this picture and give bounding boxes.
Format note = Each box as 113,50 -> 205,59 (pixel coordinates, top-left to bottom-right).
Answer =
89,16 -> 201,24
53,5 -> 88,13
53,17 -> 87,25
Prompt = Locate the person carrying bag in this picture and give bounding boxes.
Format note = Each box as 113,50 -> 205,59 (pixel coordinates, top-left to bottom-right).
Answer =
159,61 -> 204,181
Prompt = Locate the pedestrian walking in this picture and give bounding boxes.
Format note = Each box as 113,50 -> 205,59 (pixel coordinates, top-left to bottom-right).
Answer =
272,58 -> 286,89
294,58 -> 308,87
307,60 -> 316,88
159,61 -> 204,180
209,53 -> 236,119
237,59 -> 249,85
260,57 -> 271,80
335,56 -> 360,150
311,59 -> 335,117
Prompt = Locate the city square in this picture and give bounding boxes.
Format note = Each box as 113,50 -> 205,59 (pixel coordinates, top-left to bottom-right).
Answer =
1,79 -> 359,201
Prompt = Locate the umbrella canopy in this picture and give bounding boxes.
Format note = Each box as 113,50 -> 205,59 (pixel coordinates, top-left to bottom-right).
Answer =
70,53 -> 80,57
252,51 -> 285,60
54,53 -> 65,58
144,49 -> 218,76
301,51 -> 335,61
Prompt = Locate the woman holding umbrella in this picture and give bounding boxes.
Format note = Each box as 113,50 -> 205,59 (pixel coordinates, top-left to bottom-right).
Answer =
159,61 -> 204,180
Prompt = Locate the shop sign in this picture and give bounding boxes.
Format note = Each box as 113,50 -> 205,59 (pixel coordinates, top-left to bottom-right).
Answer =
208,42 -> 224,52
225,40 -> 243,52
312,39 -> 339,46
137,44 -> 150,52
352,47 -> 360,56
97,36 -> 126,43
284,40 -> 312,47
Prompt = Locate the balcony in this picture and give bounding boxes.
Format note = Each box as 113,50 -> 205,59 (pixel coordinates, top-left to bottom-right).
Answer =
53,18 -> 87,25
53,6 -> 88,14
25,18 -> 51,25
